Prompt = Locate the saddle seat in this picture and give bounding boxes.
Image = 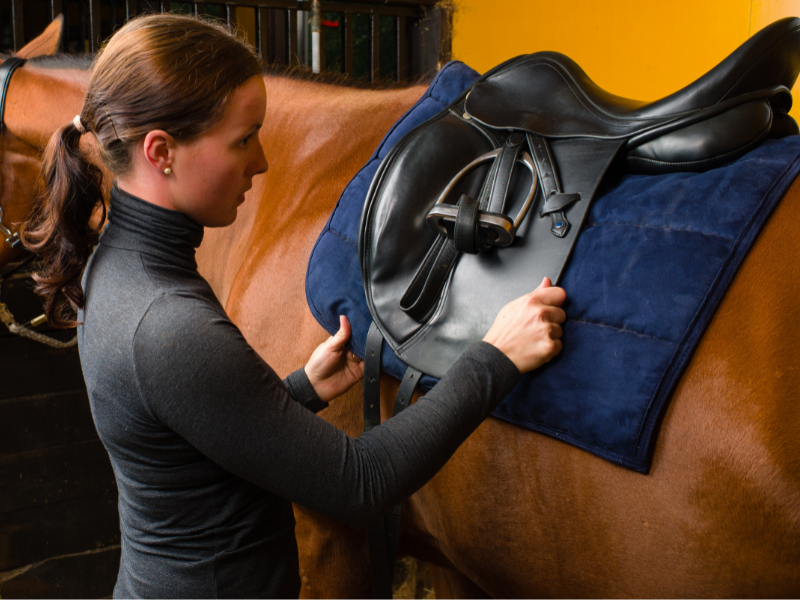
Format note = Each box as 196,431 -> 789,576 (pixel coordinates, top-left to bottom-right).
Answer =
468,18 -> 798,139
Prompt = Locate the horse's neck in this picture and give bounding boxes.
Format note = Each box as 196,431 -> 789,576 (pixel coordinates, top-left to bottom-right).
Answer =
4,65 -> 90,149
199,75 -> 426,311
259,74 -> 426,215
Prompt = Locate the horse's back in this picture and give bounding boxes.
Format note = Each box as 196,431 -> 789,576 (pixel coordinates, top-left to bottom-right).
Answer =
404,171 -> 800,597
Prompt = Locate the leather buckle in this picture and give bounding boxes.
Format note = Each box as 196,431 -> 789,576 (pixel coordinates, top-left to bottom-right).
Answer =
426,148 -> 538,248
0,207 -> 20,249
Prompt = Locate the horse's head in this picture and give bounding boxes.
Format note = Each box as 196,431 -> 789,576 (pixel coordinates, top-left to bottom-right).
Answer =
0,16 -> 96,270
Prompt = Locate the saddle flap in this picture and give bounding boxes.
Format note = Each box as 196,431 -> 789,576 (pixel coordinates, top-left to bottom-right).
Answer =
361,107 -> 623,376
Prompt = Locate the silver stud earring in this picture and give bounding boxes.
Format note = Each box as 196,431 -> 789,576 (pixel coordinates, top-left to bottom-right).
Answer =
164,167 -> 172,175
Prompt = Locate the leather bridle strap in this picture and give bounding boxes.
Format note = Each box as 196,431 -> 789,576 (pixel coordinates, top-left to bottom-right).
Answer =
0,57 -> 27,249
0,57 -> 26,135
363,322 -> 421,598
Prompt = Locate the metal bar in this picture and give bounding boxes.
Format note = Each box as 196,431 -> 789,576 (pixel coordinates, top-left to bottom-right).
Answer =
110,0 -> 117,30
257,6 -> 268,60
226,3 -> 233,26
11,0 -> 24,52
344,0 -> 436,5
78,0 -> 86,52
50,0 -> 62,21
397,15 -> 407,82
126,0 -> 133,20
288,9 -> 298,66
370,9 -> 379,82
89,0 -> 102,51
224,0 -> 423,19
438,3 -> 452,65
23,0 -> 30,43
318,8 -> 325,72
61,0 -> 69,50
283,8 -> 291,64
260,0 -> 434,7
344,10 -> 353,76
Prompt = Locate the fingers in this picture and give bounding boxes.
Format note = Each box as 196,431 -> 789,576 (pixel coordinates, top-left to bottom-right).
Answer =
533,285 -> 567,307
542,306 -> 567,325
527,278 -> 566,307
327,315 -> 352,349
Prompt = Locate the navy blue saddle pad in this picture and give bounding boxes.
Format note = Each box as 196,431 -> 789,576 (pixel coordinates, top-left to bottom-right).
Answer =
306,60 -> 800,473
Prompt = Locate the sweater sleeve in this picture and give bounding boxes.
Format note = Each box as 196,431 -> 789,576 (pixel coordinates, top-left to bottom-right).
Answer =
133,292 -> 520,528
283,368 -> 327,414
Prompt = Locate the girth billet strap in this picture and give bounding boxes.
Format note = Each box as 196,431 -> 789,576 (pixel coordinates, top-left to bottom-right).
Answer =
363,322 -> 421,598
364,323 -> 384,433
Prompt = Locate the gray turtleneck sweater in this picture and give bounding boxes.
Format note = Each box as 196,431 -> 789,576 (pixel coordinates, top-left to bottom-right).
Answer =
78,184 -> 521,599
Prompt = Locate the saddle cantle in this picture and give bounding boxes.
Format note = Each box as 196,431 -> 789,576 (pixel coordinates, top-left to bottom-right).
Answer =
360,17 -> 800,378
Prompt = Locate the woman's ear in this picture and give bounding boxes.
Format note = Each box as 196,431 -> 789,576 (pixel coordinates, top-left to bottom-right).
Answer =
142,130 -> 176,173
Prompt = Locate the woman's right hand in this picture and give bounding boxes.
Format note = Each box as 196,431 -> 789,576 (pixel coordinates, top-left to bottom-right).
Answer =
482,277 -> 567,373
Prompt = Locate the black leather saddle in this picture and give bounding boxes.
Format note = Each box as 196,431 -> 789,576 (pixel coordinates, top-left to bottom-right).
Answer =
360,17 -> 800,379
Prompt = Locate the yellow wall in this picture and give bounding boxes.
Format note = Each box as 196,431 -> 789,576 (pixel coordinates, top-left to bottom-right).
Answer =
452,0 -> 800,118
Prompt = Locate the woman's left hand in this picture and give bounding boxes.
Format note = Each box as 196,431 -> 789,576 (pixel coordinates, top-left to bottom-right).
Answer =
305,315 -> 365,402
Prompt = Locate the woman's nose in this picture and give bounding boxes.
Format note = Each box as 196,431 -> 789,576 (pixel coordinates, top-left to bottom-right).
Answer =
250,141 -> 269,176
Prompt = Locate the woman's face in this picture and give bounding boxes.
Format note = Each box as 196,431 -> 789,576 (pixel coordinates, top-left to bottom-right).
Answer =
169,75 -> 269,227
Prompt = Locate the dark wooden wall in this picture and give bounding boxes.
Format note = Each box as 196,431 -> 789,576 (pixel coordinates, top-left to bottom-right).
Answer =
0,266 -> 119,599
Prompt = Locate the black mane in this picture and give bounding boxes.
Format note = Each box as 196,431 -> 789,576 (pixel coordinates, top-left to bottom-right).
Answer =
261,62 -> 432,90
0,52 -> 94,70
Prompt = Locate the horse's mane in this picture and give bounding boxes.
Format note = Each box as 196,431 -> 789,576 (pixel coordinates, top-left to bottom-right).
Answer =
1,51 -> 432,88
262,62 -> 433,90
0,52 -> 94,70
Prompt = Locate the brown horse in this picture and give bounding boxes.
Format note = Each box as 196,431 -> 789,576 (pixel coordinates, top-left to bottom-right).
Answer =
2,22 -> 799,598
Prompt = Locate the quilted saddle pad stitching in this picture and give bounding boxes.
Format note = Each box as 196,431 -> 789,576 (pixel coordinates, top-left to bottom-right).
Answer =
630,148 -> 800,459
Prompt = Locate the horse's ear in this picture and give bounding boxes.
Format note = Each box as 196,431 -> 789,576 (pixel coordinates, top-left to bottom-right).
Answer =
16,14 -> 64,58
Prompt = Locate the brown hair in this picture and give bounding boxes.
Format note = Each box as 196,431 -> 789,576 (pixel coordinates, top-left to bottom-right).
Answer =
22,14 -> 262,327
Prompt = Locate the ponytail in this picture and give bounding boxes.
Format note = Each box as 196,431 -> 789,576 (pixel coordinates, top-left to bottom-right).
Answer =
21,120 -> 106,328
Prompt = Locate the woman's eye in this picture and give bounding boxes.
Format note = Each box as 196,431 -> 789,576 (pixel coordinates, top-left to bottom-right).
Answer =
241,135 -> 251,146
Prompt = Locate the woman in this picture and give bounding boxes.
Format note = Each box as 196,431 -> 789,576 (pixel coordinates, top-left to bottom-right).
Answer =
23,14 -> 566,599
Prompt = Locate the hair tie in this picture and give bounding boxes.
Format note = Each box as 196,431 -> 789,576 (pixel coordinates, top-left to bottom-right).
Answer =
73,115 -> 86,134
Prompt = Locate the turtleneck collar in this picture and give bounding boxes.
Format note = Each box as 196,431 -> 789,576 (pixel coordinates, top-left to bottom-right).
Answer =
102,183 -> 204,270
